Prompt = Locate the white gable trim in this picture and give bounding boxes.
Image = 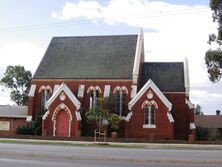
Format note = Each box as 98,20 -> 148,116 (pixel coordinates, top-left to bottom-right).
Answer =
167,112 -> 174,123
53,85 -> 60,94
132,29 -> 143,84
28,85 -> 36,97
46,83 -> 81,110
128,79 -> 172,111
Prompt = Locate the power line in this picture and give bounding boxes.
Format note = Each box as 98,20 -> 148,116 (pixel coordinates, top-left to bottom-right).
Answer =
0,7 -> 210,33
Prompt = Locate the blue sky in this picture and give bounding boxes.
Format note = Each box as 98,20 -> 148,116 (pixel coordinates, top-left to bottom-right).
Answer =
0,0 -> 220,115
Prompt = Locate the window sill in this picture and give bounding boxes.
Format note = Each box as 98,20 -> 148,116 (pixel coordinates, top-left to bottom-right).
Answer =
143,124 -> 156,129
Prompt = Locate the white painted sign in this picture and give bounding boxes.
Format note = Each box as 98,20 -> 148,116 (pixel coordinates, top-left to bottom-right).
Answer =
0,121 -> 10,130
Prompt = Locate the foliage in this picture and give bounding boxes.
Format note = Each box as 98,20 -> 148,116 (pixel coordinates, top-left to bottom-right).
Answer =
216,109 -> 221,115
108,113 -> 121,130
16,121 -> 41,135
195,126 -> 210,141
85,97 -> 121,138
0,65 -> 32,105
205,0 -> 222,82
194,104 -> 204,115
85,98 -> 110,132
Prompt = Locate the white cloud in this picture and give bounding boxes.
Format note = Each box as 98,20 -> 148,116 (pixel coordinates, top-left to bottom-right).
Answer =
58,1 -> 102,20
51,11 -> 58,19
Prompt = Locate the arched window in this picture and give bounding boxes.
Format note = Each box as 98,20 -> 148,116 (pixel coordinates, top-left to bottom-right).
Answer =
39,86 -> 52,113
114,86 -> 128,117
90,89 -> 99,108
87,86 -> 101,109
144,105 -> 156,126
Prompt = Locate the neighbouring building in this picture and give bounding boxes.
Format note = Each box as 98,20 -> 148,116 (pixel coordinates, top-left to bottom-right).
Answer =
195,115 -> 222,140
0,105 -> 28,136
27,30 -> 195,140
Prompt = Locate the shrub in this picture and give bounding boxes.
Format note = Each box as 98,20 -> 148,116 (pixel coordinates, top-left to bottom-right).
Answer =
196,126 -> 210,141
16,121 -> 41,135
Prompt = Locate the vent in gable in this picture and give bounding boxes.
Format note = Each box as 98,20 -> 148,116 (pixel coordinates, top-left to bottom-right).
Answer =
78,85 -> 85,97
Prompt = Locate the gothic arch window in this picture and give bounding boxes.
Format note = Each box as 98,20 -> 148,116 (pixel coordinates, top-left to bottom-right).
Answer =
142,100 -> 158,128
87,86 -> 102,108
113,86 -> 128,117
39,85 -> 52,113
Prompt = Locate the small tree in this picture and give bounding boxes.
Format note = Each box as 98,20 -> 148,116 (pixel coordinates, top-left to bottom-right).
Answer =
194,104 -> 204,115
108,113 -> 120,131
205,0 -> 222,82
85,98 -> 109,141
85,98 -> 120,141
0,65 -> 32,105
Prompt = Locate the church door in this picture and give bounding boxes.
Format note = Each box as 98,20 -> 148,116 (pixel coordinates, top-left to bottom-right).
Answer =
56,110 -> 69,137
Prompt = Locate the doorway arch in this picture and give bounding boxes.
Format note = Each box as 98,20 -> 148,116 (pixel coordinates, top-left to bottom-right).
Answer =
52,103 -> 72,137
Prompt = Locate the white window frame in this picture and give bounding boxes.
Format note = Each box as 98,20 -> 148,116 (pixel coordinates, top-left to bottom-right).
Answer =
143,105 -> 156,129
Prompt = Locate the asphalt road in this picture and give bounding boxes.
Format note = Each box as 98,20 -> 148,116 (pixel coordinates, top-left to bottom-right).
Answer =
0,143 -> 221,167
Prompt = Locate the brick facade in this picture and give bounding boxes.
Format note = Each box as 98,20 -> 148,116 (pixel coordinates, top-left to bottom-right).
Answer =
0,117 -> 27,136
27,32 -> 195,140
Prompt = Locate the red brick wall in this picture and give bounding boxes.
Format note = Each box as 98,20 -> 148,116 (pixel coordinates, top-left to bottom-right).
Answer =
43,91 -> 79,137
30,79 -> 133,137
165,93 -> 191,140
0,118 -> 27,136
126,88 -> 174,140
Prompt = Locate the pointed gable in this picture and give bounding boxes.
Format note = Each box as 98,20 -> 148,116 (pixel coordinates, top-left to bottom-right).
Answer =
128,79 -> 172,111
46,83 -> 81,110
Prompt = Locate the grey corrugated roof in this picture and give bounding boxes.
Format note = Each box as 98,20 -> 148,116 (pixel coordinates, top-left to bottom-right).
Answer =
0,105 -> 27,118
140,62 -> 185,92
34,35 -> 138,79
195,115 -> 222,128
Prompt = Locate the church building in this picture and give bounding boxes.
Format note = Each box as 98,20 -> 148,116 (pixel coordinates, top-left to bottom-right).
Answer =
27,30 -> 195,140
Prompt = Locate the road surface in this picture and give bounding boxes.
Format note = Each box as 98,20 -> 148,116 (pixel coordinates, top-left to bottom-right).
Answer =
0,143 -> 221,167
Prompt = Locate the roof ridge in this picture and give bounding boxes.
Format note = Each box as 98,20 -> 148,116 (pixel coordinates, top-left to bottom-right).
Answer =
52,34 -> 138,38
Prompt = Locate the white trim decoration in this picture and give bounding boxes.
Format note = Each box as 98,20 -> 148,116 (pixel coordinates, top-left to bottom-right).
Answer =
52,103 -> 73,121
28,85 -> 36,97
46,83 -> 81,110
128,79 -> 172,111
87,86 -> 102,94
113,86 -> 129,94
141,100 -> 158,109
125,112 -> 133,122
143,124 -> 156,129
104,85 -> 110,97
132,29 -> 144,84
75,111 -> 82,121
185,99 -> 195,109
183,57 -> 190,97
167,112 -> 175,123
42,111 -> 49,120
77,85 -> 85,98
130,85 -> 137,98
52,103 -> 73,137
53,85 -> 60,94
26,116 -> 32,122
39,85 -> 52,93
190,123 -> 196,129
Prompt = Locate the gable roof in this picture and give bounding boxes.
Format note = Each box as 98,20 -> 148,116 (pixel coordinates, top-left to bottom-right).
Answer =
140,62 -> 185,92
46,83 -> 81,110
194,115 -> 222,128
128,79 -> 172,111
34,35 -> 138,79
0,105 -> 27,118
